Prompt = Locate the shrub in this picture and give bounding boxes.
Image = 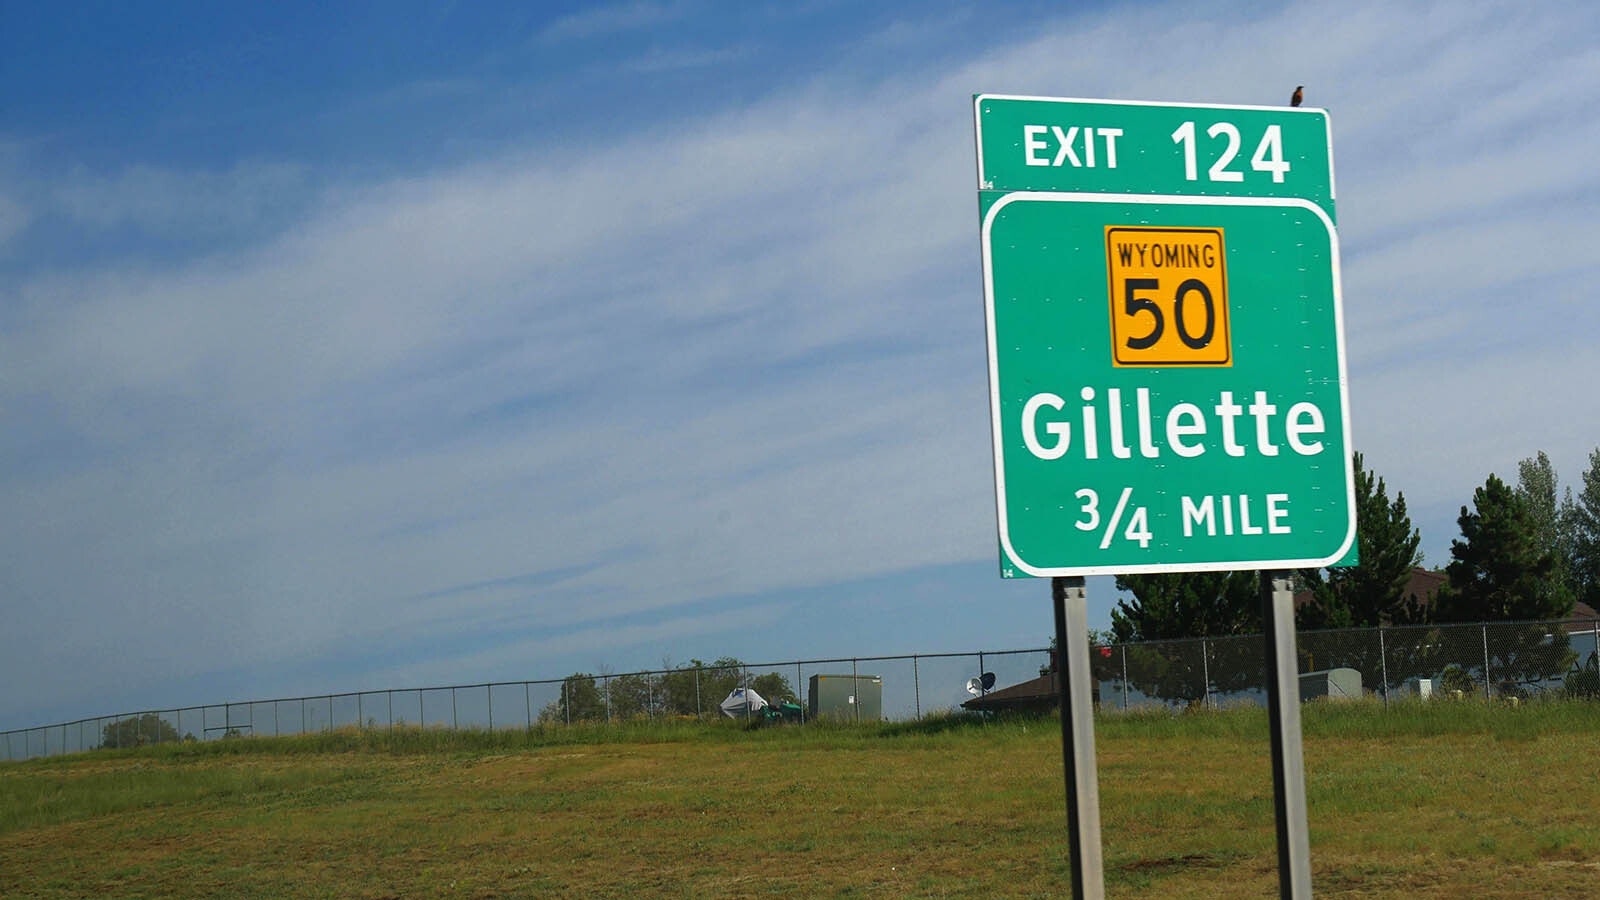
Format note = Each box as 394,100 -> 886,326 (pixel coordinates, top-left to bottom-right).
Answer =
1564,654 -> 1600,700
1438,664 -> 1477,698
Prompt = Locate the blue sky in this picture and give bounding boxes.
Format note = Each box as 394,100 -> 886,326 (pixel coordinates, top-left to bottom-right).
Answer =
4,0 -> 1600,731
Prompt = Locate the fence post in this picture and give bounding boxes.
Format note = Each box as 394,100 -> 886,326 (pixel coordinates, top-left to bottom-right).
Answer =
1120,645 -> 1129,710
1482,624 -> 1493,702
387,691 -> 393,732
1378,626 -> 1389,708
419,691 -> 426,730
1201,638 -> 1212,710
694,668 -> 701,719
797,662 -> 805,724
852,658 -> 860,724
451,688 -> 458,731
524,683 -> 532,732
913,655 -> 921,719
302,698 -> 307,735
358,694 -> 364,731
604,676 -> 612,723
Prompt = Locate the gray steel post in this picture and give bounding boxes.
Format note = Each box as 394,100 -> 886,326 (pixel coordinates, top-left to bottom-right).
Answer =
1261,571 -> 1313,899
913,655 -> 921,719
452,688 -> 458,730
797,662 -> 805,724
1482,624 -> 1492,701
1378,626 -> 1389,708
1052,575 -> 1105,900
487,684 -> 494,732
851,658 -> 860,723
1201,637 -> 1212,710
524,683 -> 531,732
1120,645 -> 1129,710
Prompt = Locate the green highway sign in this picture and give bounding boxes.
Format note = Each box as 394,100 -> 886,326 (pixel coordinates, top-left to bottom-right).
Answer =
976,94 -> 1336,219
975,96 -> 1354,577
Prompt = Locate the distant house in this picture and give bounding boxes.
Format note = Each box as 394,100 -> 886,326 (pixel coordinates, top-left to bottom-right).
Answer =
1292,566 -> 1446,624
960,651 -> 1101,714
1565,600 -> 1600,635
960,671 -> 1060,714
1291,566 -> 1599,633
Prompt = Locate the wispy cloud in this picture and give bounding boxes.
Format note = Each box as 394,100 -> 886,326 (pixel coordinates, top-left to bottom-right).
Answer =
4,0 -> 1600,727
535,1 -> 692,44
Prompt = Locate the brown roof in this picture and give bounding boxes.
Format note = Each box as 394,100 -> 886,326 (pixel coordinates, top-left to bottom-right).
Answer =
1564,600 -> 1599,633
1293,567 -> 1447,619
960,673 -> 1060,713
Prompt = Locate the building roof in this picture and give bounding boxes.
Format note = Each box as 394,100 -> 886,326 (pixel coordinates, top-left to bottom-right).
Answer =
959,672 -> 1060,713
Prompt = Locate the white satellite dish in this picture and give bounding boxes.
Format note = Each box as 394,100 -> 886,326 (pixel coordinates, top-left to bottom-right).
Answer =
965,677 -> 983,696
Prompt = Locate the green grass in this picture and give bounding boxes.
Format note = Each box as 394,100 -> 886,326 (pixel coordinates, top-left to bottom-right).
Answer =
3,700 -> 1598,898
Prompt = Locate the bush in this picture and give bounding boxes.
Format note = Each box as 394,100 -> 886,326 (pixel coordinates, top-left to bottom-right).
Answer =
1438,664 -> 1477,698
1565,654 -> 1600,700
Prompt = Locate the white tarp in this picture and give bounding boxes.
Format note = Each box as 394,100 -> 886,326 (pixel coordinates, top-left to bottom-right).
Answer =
719,687 -> 768,718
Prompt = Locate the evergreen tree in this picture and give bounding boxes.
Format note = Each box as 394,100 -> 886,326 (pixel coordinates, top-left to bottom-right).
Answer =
1296,452 -> 1427,631
1111,570 -> 1261,641
1567,447 -> 1600,607
1110,570 -> 1261,705
1439,474 -> 1573,622
1516,451 -> 1577,601
1437,473 -> 1575,687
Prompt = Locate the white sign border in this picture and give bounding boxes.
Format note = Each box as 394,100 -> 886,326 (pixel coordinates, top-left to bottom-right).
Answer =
981,191 -> 1356,577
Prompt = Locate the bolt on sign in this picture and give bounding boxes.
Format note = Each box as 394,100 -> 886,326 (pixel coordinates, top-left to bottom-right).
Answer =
974,95 -> 1355,577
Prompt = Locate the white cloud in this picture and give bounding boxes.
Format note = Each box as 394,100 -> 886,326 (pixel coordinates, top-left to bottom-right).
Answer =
5,0 -> 1600,725
535,0 -> 691,43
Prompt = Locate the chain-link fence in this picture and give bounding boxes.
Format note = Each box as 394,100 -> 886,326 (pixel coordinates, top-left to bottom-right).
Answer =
1095,618 -> 1600,711
4,618 -> 1597,762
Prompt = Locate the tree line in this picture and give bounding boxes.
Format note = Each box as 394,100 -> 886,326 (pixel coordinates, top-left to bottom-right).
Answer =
1101,447 -> 1600,704
540,657 -> 797,723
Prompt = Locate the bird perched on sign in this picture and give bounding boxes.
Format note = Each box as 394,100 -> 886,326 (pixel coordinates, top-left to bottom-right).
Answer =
1290,86 -> 1304,107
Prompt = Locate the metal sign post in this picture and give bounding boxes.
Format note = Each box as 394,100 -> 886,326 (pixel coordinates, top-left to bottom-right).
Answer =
1262,571 -> 1313,898
1053,575 -> 1105,900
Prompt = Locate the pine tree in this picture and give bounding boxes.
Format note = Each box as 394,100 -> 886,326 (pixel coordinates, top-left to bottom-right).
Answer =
1110,570 -> 1261,705
1439,474 -> 1573,622
1437,473 -> 1575,687
1296,452 -> 1426,631
1516,450 -> 1577,602
1567,447 -> 1600,607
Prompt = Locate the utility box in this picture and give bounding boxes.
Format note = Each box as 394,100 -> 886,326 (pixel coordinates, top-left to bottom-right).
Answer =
1299,667 -> 1362,702
808,674 -> 882,721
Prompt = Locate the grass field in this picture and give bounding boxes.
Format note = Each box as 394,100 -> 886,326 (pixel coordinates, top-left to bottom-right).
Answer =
3,700 -> 1598,898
